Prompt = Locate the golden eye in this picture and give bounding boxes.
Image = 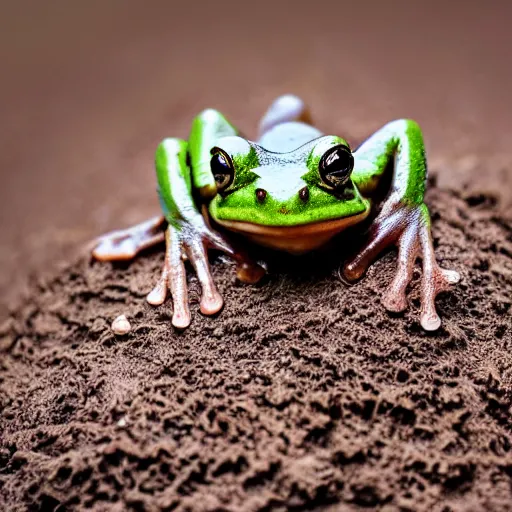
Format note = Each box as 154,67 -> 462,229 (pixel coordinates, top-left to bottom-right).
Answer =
318,144 -> 354,188
210,148 -> 234,190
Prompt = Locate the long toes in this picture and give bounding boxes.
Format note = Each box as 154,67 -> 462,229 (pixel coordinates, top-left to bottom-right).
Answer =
167,232 -> 191,329
344,217 -> 400,281
382,289 -> 408,313
169,279 -> 190,328
419,272 -> 443,331
418,268 -> 458,331
185,240 -> 224,316
200,290 -> 223,315
343,237 -> 383,279
147,275 -> 168,305
344,259 -> 366,281
420,307 -> 441,331
170,271 -> 191,327
172,307 -> 191,329
93,237 -> 136,261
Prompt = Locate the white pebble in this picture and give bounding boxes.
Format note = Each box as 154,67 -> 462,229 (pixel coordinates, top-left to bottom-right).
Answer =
111,315 -> 131,335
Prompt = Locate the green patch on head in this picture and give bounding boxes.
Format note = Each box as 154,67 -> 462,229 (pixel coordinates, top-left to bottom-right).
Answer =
228,147 -> 261,193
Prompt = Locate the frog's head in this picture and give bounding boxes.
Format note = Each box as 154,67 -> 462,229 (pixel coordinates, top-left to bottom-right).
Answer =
208,135 -> 370,253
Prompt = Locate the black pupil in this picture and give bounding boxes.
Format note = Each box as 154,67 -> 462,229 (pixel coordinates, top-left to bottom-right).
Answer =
322,147 -> 353,185
212,153 -> 231,184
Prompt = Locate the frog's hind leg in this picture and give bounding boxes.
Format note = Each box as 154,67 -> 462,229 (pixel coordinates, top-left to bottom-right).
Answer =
258,94 -> 314,138
92,215 -> 166,261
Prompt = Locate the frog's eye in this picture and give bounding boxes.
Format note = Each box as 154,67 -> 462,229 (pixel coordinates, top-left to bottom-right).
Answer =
210,148 -> 234,190
318,144 -> 354,188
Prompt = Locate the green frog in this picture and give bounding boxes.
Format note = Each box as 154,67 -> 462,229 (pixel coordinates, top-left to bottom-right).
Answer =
93,95 -> 459,331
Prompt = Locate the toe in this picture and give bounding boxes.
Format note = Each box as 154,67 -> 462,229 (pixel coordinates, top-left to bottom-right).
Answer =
172,307 -> 191,329
343,260 -> 366,281
420,309 -> 441,331
147,279 -> 167,305
93,237 -> 136,261
382,290 -> 408,313
200,290 -> 224,315
236,262 -> 266,284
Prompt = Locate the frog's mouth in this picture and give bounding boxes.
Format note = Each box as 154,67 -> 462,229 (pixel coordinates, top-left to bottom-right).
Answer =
214,209 -> 370,253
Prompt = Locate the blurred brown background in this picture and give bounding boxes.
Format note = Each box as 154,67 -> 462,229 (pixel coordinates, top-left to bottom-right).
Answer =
1,0 -> 511,318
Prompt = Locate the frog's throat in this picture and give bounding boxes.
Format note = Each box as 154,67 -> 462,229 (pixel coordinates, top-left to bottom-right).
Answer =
214,209 -> 370,254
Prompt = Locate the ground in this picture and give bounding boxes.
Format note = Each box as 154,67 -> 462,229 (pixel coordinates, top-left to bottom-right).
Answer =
1,186 -> 512,510
1,1 -> 512,511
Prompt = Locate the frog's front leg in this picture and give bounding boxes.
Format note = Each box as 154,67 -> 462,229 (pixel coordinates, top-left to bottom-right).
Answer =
145,134 -> 263,328
345,120 -> 460,331
92,109 -> 264,329
150,110 -> 267,328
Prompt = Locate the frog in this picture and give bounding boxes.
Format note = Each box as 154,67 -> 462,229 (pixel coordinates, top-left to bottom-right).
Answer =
93,94 -> 459,331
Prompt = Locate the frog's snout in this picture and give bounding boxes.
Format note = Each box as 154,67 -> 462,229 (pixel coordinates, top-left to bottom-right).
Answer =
255,186 -> 310,209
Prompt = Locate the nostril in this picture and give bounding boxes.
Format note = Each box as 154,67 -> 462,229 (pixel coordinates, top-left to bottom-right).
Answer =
256,188 -> 267,203
299,187 -> 309,203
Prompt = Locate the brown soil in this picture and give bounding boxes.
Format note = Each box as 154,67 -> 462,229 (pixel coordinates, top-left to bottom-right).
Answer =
1,2 -> 512,511
1,185 -> 512,511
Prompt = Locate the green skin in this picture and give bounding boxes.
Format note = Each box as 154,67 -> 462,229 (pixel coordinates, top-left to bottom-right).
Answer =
93,95 -> 459,331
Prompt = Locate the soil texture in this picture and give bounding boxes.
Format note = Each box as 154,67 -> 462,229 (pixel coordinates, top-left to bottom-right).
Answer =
1,185 -> 511,511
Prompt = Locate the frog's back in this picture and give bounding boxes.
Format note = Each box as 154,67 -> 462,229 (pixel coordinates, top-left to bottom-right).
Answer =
257,94 -> 323,152
257,122 -> 323,153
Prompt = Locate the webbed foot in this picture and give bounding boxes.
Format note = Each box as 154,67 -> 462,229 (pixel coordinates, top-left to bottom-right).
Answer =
147,221 -> 265,329
92,215 -> 265,329
344,203 -> 460,331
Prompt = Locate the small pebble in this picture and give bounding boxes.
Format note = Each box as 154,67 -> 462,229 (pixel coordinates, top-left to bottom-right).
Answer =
111,315 -> 131,335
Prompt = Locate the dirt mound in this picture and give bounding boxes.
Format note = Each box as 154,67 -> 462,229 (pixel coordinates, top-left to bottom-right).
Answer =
1,186 -> 511,511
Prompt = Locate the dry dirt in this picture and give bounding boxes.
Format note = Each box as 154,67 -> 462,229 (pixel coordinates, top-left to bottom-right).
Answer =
1,1 -> 512,511
1,184 -> 512,511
